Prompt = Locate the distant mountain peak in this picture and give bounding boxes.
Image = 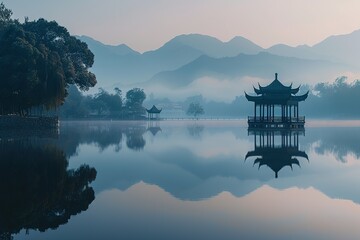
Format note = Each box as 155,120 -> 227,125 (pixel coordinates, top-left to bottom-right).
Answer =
77,35 -> 139,56
228,35 -> 254,43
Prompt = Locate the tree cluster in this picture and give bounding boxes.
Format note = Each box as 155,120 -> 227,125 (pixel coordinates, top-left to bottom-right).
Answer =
302,76 -> 360,118
0,3 -> 96,116
60,86 -> 147,119
186,102 -> 205,119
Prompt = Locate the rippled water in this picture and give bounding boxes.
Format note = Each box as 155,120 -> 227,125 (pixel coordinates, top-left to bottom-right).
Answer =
3,120 -> 360,240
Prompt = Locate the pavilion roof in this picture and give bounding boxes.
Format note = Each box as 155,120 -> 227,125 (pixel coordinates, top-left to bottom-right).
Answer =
246,148 -> 308,178
254,73 -> 298,94
245,73 -> 308,104
245,91 -> 308,104
146,105 -> 162,114
147,126 -> 162,136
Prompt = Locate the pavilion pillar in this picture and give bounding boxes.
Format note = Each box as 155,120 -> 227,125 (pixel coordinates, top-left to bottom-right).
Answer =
259,104 -> 261,120
287,105 -> 289,121
297,104 -> 299,122
254,103 -> 257,120
289,105 -> 292,122
293,105 -> 296,119
263,104 -> 265,121
259,104 -> 261,119
288,105 -> 290,120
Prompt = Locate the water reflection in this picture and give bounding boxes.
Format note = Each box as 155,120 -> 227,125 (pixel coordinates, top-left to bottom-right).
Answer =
246,129 -> 308,178
124,125 -> 146,151
56,121 -> 148,156
147,121 -> 162,136
0,139 -> 97,239
308,128 -> 360,162
187,123 -> 204,138
7,121 -> 360,240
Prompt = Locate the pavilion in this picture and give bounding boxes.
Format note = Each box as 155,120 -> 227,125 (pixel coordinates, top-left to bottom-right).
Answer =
146,105 -> 162,120
245,73 -> 308,129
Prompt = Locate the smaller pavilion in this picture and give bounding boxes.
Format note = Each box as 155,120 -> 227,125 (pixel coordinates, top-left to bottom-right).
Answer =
146,105 -> 162,120
245,73 -> 308,129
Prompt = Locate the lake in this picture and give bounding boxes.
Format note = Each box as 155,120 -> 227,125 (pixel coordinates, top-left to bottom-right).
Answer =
3,120 -> 360,240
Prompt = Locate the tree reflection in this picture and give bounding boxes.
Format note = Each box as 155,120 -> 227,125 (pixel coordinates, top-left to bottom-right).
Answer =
58,122 -> 149,155
310,128 -> 360,162
59,123 -> 124,156
0,140 -> 97,239
187,123 -> 204,139
125,126 -> 146,151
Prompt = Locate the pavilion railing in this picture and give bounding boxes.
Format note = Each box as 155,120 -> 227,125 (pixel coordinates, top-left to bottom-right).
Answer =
248,116 -> 305,123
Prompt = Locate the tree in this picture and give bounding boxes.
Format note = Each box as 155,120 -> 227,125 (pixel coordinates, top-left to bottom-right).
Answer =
0,2 -> 12,23
90,88 -> 123,116
0,4 -> 96,115
60,85 -> 90,118
125,88 -> 146,119
187,102 -> 204,119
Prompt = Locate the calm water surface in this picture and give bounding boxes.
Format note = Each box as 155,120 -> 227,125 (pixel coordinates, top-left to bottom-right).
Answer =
3,120 -> 360,239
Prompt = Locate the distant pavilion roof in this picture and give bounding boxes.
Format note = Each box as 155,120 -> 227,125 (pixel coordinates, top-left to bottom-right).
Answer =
147,126 -> 162,136
245,73 -> 308,104
146,105 -> 162,114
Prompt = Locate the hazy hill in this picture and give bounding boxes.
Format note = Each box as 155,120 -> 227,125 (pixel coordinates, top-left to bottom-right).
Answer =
312,29 -> 360,67
266,44 -> 330,61
148,52 -> 354,87
78,34 -> 264,87
167,34 -> 263,57
77,35 -> 140,56
78,35 -> 205,87
266,29 -> 360,67
78,30 -> 360,90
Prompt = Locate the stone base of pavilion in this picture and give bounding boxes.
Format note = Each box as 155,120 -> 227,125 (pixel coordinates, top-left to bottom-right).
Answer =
248,116 -> 305,129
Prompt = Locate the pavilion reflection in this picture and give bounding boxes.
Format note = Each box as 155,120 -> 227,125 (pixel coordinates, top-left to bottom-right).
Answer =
246,129 -> 308,178
147,120 -> 162,136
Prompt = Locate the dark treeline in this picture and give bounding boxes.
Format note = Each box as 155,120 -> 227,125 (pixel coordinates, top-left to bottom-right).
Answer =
302,76 -> 360,118
0,3 -> 96,116
60,86 -> 146,119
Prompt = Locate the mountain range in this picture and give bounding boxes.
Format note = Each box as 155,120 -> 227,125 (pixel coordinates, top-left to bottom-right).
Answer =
77,29 -> 360,91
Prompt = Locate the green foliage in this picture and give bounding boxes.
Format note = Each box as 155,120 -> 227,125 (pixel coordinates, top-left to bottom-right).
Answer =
0,3 -> 96,115
303,76 -> 360,118
60,85 -> 90,118
0,2 -> 12,23
88,88 -> 123,116
125,88 -> 146,118
187,102 -> 204,119
59,87 -> 147,119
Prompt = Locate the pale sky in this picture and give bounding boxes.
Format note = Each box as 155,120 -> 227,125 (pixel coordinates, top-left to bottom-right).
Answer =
3,0 -> 360,52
